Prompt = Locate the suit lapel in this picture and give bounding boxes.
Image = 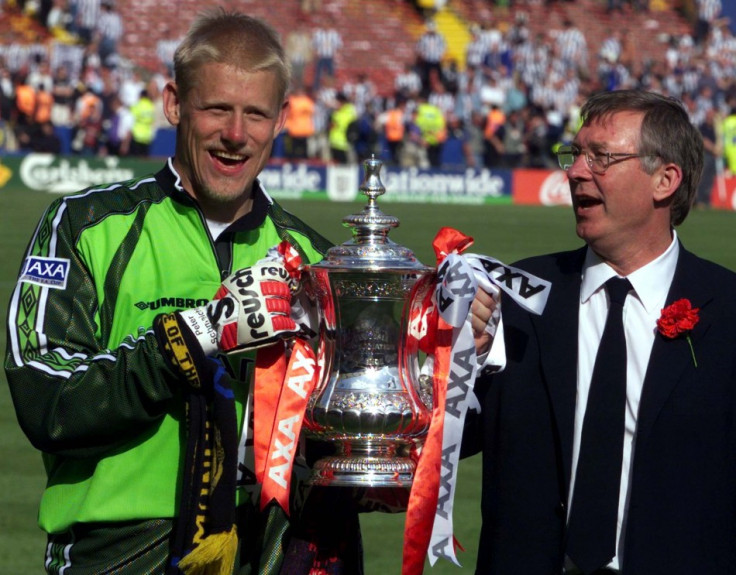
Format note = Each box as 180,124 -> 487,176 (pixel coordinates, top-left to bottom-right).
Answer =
636,247 -> 714,442
535,249 -> 585,488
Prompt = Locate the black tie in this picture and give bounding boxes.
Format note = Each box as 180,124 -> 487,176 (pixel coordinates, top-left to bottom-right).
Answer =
567,276 -> 632,574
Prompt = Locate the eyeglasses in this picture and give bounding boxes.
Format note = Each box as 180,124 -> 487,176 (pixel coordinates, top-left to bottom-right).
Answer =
556,145 -> 656,174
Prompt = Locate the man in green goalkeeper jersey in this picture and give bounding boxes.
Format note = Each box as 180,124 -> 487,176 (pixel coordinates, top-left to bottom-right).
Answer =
5,9 -> 363,575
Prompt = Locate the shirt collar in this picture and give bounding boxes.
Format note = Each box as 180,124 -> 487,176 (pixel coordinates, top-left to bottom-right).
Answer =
580,230 -> 679,314
158,158 -> 274,232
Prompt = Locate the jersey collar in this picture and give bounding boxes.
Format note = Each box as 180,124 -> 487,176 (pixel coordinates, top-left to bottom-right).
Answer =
155,159 -> 273,232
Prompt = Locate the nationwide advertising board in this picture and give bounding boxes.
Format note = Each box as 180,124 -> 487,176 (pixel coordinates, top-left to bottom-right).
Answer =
1,154 -> 734,210
0,155 -> 513,204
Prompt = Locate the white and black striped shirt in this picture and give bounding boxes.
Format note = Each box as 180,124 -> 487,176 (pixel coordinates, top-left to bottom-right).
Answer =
97,11 -> 123,42
313,28 -> 342,58
697,0 -> 722,22
74,0 -> 101,29
416,31 -> 446,64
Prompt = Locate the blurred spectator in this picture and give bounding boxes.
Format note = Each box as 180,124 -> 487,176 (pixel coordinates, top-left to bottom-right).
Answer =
128,88 -> 155,156
480,72 -> 507,112
415,20 -> 446,94
500,108 -> 526,168
597,28 -> 622,83
524,106 -> 555,168
14,71 -> 36,128
33,83 -> 54,125
73,0 -> 101,45
695,0 -> 722,46
285,84 -> 316,160
482,36 -> 512,78
96,0 -> 123,68
50,64 -> 74,126
454,65 -> 483,123
27,58 -> 53,93
351,101 -> 380,162
31,120 -> 62,153
441,57 -> 460,94
46,0 -> 76,41
71,84 -> 103,155
97,68 -> 120,126
0,63 -> 15,123
102,93 -> 132,156
394,62 -> 422,101
146,77 -> 168,133
312,17 -> 342,91
479,15 -> 503,62
504,74 -> 528,114
413,92 -> 446,168
313,74 -> 338,161
722,102 -> 736,175
463,109 -> 485,169
79,55 -> 104,94
507,11 -> 530,47
119,69 -> 144,108
342,72 -> 378,117
328,91 -> 357,164
697,106 -> 720,208
428,79 -> 455,119
151,60 -> 173,96
402,112 -> 429,168
50,42 -> 85,84
380,95 -> 408,166
465,25 -> 487,71
285,24 -> 313,90
155,25 -> 180,77
555,18 -> 589,78
483,103 -> 506,168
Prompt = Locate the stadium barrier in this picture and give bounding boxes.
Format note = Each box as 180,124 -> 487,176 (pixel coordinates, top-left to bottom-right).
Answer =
1,153 -> 734,210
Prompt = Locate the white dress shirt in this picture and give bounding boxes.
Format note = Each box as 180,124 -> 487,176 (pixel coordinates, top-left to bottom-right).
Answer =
567,232 -> 680,571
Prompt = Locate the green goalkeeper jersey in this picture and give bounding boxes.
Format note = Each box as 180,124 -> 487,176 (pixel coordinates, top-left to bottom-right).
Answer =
5,161 -> 331,534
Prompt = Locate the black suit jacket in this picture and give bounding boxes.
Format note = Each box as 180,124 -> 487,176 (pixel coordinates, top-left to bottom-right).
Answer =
467,243 -> 736,575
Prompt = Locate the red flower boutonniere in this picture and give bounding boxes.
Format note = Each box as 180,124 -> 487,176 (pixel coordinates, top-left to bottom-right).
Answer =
656,299 -> 700,367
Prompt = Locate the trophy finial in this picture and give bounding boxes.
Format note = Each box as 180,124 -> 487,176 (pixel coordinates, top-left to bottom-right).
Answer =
343,155 -> 399,243
359,155 -> 386,205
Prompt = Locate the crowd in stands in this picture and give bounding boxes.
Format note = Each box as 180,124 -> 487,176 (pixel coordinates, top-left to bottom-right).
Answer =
1,0 -> 735,207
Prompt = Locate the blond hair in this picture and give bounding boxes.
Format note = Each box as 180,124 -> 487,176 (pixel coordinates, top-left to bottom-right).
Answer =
173,8 -> 290,104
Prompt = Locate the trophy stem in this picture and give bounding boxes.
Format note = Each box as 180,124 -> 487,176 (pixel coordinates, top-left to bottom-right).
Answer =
309,439 -> 416,487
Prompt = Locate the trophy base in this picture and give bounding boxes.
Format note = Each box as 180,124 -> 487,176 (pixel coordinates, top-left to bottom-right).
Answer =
308,455 -> 415,487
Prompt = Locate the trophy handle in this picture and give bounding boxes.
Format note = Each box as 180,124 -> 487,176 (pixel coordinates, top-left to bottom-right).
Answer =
399,270 -> 437,436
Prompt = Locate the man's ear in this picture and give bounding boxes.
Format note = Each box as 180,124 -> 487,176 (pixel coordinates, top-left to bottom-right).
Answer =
162,81 -> 180,127
274,99 -> 289,137
653,162 -> 682,202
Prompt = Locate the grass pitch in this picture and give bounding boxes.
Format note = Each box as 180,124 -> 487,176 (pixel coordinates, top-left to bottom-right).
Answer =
1,185 -> 735,573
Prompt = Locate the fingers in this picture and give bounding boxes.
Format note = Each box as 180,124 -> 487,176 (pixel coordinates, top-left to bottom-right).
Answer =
470,287 -> 497,337
271,315 -> 298,333
265,297 -> 291,316
260,280 -> 291,298
470,287 -> 500,357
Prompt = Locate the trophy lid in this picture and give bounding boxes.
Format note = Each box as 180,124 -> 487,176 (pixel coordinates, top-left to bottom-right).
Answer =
313,156 -> 430,271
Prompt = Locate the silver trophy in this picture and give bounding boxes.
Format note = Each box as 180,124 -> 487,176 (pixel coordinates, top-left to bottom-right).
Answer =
303,156 -> 435,487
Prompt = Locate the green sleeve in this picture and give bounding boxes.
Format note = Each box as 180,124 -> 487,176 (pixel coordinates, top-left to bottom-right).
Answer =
4,197 -> 178,460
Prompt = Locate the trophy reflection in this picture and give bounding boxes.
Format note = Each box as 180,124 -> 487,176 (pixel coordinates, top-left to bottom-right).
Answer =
303,157 -> 434,487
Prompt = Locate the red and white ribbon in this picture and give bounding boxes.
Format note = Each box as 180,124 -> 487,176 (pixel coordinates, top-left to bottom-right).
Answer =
403,227 -> 551,573
251,241 -> 321,514
257,337 -> 318,512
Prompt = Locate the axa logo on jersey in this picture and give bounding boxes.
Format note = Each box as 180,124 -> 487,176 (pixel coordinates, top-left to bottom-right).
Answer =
20,256 -> 70,289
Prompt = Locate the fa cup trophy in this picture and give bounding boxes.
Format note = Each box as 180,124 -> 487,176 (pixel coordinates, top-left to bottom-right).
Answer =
303,156 -> 434,487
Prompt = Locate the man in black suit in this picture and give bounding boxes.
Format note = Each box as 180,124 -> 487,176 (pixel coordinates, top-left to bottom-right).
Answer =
465,89 -> 736,574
